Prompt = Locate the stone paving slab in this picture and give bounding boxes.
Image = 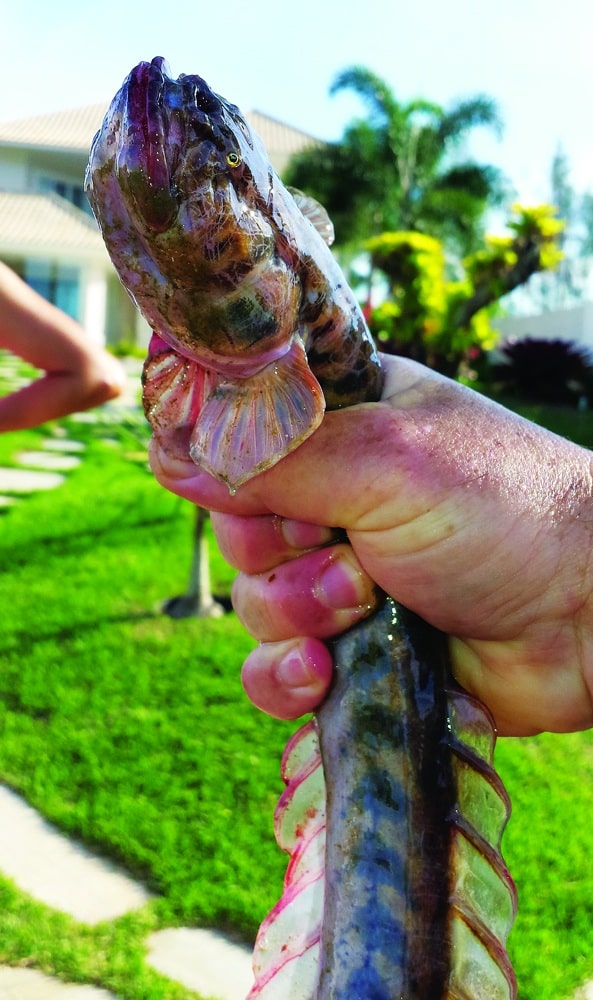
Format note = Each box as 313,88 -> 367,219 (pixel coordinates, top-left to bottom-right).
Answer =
576,984 -> 593,999
0,787 -> 152,924
16,451 -> 82,471
0,468 -> 65,492
0,968 -> 118,999
147,928 -> 253,1000
69,412 -> 99,423
42,439 -> 86,453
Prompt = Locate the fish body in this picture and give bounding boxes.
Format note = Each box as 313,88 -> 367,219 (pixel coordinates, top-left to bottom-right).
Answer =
248,599 -> 517,1000
85,56 -> 382,489
87,59 -> 517,999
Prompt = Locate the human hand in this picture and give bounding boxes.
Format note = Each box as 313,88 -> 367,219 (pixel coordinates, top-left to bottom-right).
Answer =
150,355 -> 593,737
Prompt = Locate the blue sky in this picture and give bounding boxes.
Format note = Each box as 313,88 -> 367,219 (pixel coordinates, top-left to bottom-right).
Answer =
2,0 -> 592,205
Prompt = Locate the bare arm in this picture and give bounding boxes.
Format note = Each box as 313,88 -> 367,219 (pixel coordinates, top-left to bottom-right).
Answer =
0,261 -> 126,431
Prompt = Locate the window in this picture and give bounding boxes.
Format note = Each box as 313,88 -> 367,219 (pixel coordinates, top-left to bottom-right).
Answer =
23,261 -> 81,320
39,177 -> 94,218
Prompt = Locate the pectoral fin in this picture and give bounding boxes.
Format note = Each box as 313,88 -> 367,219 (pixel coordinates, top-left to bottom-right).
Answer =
142,333 -> 217,460
189,337 -> 325,491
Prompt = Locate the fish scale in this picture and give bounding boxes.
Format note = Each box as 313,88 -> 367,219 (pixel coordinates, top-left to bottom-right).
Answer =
86,56 -> 517,998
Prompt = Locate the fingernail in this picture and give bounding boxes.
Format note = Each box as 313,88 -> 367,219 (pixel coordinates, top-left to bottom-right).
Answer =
314,555 -> 366,610
276,645 -> 317,688
280,518 -> 336,550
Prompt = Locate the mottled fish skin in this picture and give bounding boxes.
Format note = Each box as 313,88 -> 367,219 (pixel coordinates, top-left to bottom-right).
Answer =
85,56 -> 382,489
317,598 -> 517,1000
318,598 -> 455,998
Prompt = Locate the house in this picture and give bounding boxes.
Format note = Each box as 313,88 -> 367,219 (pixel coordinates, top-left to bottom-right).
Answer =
0,103 -> 317,349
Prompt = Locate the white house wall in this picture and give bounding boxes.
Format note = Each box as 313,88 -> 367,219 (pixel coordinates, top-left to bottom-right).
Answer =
0,147 -> 29,191
80,266 -> 108,344
493,303 -> 593,353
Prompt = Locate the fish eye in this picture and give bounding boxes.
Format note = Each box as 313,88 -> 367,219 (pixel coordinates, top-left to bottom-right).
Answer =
226,151 -> 242,168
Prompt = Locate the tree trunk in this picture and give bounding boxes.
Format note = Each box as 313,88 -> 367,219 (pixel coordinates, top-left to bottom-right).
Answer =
162,505 -> 225,619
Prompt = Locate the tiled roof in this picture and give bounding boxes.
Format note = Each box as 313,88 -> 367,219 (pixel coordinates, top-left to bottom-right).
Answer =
0,192 -> 106,255
0,104 -> 318,159
248,111 -> 320,157
0,104 -> 109,153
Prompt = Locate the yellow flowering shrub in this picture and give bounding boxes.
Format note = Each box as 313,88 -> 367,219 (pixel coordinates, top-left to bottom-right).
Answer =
365,204 -> 564,374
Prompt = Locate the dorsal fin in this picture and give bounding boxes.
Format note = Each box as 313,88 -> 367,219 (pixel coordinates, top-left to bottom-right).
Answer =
288,188 -> 335,246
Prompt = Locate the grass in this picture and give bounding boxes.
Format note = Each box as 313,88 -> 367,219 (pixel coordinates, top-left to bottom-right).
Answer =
497,734 -> 593,1000
0,410 -> 294,997
0,393 -> 592,998
0,875 -> 192,999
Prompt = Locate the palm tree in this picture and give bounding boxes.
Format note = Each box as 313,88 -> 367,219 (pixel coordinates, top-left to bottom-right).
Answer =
284,66 -> 506,258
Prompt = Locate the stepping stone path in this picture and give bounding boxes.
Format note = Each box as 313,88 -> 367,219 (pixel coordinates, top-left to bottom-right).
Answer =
0,968 -> 117,999
16,450 -> 83,471
0,785 -> 254,999
0,466 -> 67,494
147,929 -> 254,998
0,787 -> 152,922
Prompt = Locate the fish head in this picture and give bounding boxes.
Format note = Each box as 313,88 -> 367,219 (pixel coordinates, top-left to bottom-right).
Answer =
111,57 -> 272,235
86,57 -> 295,369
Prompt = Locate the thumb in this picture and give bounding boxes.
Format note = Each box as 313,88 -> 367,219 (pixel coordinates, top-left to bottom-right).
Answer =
149,399 -> 412,530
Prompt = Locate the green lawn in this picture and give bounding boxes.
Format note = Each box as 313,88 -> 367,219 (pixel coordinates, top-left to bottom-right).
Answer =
0,396 -> 592,998
0,411 -> 294,997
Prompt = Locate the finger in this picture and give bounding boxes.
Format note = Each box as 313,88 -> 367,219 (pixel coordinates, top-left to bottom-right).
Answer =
242,638 -> 333,719
210,511 -> 340,573
231,543 -> 380,641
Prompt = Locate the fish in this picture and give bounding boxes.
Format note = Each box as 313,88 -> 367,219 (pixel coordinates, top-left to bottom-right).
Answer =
85,56 -> 382,492
86,57 -> 517,999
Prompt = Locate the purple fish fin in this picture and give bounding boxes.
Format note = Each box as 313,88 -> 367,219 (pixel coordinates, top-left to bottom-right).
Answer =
142,334 -> 217,461
288,188 -> 335,246
247,720 -> 325,999
189,336 -> 325,491
446,683 -> 518,999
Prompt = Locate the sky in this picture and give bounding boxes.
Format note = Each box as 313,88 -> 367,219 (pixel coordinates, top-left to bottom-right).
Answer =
1,0 -> 592,208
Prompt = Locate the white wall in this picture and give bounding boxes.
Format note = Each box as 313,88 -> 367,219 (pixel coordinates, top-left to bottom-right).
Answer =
0,148 -> 28,192
80,265 -> 108,344
493,302 -> 593,352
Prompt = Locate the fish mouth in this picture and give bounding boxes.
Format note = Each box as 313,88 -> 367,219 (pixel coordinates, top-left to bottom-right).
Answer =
116,57 -> 234,232
114,57 -> 178,231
